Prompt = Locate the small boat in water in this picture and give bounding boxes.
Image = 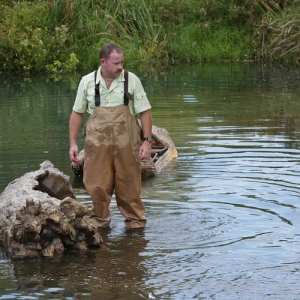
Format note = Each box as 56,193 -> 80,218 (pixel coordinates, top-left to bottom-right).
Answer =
71,124 -> 178,178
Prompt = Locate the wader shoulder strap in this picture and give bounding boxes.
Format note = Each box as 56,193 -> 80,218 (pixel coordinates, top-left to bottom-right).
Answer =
94,70 -> 100,106
124,70 -> 133,106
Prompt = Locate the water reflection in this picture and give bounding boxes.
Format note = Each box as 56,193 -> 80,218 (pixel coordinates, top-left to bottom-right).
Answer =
1,226 -> 149,300
0,62 -> 300,299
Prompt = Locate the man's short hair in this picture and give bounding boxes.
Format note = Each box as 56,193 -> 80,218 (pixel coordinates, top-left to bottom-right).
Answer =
99,43 -> 123,60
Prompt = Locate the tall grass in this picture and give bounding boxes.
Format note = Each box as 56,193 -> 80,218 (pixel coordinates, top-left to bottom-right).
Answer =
168,23 -> 251,62
46,0 -> 169,67
267,10 -> 300,62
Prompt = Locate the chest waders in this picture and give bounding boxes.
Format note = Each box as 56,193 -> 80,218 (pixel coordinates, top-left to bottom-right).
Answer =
83,71 -> 147,229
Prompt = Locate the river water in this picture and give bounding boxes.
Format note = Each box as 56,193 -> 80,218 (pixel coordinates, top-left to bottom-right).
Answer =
0,62 -> 300,299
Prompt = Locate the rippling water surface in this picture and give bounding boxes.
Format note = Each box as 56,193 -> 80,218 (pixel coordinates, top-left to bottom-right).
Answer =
0,63 -> 300,299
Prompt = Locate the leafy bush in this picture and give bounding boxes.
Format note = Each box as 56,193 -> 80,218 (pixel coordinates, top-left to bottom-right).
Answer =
0,1 -> 78,73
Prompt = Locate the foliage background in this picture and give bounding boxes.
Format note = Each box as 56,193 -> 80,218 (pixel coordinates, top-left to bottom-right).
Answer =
0,0 -> 299,74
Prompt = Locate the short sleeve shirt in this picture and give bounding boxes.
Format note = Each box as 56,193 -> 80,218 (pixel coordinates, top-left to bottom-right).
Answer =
72,67 -> 151,115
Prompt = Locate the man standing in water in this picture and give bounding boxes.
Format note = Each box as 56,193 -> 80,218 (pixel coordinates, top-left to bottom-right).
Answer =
69,43 -> 152,229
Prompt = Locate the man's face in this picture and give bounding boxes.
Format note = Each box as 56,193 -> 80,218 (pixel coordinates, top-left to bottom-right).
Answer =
101,50 -> 124,79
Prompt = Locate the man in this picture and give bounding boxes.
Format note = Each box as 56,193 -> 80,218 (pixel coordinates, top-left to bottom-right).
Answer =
69,43 -> 152,230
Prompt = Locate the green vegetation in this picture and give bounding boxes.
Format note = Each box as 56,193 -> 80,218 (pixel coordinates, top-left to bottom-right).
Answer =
0,0 -> 298,74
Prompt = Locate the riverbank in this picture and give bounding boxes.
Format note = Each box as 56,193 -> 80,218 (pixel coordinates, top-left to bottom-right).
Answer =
0,0 -> 298,74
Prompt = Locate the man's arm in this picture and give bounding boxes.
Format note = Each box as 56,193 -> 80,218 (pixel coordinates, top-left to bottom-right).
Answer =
69,111 -> 83,163
139,109 -> 152,160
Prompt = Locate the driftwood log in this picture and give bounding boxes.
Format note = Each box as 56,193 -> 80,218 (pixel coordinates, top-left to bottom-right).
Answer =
71,123 -> 178,178
0,161 -> 102,258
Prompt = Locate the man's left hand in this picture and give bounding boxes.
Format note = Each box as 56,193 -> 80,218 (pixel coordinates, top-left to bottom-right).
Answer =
139,141 -> 152,160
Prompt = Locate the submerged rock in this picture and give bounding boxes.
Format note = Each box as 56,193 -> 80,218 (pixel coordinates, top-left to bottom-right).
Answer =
0,161 -> 102,257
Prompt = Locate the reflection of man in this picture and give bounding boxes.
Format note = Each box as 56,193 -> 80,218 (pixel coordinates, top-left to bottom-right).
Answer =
90,230 -> 149,298
69,43 -> 152,230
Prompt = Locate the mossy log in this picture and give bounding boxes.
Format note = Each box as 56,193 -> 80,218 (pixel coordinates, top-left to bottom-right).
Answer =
71,123 -> 178,178
0,161 -> 102,258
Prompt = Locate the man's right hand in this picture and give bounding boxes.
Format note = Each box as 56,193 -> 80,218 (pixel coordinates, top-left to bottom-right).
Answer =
69,144 -> 80,164
69,111 -> 84,164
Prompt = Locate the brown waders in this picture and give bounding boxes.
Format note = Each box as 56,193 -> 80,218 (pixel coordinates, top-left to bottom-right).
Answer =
83,105 -> 147,229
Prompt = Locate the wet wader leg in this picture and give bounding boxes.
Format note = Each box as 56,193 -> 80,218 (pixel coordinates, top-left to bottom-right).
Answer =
83,109 -> 115,228
113,108 -> 147,229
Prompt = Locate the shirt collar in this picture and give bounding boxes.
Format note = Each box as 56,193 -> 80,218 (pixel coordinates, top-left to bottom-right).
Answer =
97,67 -> 125,84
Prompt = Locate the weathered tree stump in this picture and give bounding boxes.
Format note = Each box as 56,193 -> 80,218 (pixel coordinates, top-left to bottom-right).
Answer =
0,161 -> 102,257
